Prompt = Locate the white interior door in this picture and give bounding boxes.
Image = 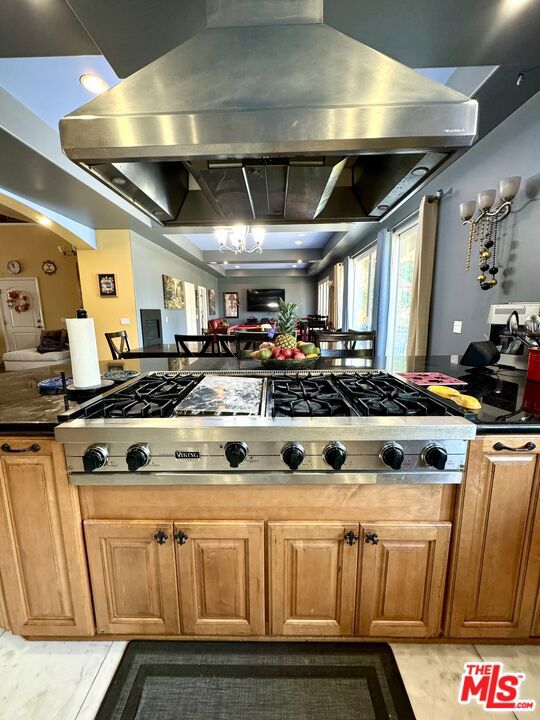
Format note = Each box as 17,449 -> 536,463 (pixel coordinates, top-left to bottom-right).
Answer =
197,286 -> 208,333
0,277 -> 44,351
184,282 -> 198,335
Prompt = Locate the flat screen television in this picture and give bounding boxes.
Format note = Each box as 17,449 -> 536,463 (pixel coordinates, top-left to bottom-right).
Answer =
247,288 -> 285,312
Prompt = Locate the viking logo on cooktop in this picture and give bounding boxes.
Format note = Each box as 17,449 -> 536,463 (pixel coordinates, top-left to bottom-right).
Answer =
175,451 -> 200,459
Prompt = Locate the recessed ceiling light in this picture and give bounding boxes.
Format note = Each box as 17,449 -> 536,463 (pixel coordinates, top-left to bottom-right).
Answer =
297,233 -> 306,237
235,265 -> 240,269
297,259 -> 302,263
294,240 -> 303,245
293,264 -> 298,268
79,73 -> 109,95
37,216 -> 52,227
223,261 -> 228,265
411,166 -> 429,177
209,261 -> 217,264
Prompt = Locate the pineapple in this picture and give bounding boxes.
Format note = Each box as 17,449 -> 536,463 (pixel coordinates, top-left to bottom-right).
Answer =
274,299 -> 298,350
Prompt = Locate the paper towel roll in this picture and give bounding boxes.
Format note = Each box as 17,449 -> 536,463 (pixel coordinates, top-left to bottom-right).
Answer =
66,317 -> 102,389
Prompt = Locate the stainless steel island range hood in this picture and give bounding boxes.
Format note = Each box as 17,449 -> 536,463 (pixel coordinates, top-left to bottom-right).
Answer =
60,0 -> 478,226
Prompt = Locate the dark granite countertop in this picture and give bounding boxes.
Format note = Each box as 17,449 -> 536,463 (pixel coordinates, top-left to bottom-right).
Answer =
0,355 -> 538,435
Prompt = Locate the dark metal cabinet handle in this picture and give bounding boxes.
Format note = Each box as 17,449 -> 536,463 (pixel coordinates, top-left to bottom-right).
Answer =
174,530 -> 189,545
493,442 -> 536,453
1,442 -> 41,454
365,532 -> 379,545
344,530 -> 358,546
153,529 -> 168,545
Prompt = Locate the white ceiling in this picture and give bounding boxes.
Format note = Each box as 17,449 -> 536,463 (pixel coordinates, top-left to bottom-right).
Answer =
0,55 -> 119,129
213,262 -> 309,270
181,230 -> 333,251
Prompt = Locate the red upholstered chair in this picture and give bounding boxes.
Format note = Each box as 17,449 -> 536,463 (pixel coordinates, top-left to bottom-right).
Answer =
207,318 -> 228,332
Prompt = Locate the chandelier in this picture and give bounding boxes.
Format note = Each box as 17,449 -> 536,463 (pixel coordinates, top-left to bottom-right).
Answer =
214,225 -> 265,254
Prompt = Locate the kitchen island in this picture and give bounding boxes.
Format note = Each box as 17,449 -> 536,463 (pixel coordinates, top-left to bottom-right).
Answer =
0,357 -> 539,643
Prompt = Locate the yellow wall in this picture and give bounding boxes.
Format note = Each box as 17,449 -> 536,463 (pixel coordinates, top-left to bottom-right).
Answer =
77,229 -> 140,360
0,225 -> 82,355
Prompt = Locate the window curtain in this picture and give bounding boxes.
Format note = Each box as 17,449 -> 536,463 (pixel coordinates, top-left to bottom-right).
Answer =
331,262 -> 344,329
406,195 -> 440,356
371,228 -> 392,357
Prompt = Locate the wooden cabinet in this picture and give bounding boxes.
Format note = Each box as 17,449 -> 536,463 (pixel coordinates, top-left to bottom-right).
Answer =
84,520 -> 179,635
269,522 -> 359,636
175,521 -> 265,636
0,439 -> 93,637
357,522 -> 451,637
448,437 -> 540,639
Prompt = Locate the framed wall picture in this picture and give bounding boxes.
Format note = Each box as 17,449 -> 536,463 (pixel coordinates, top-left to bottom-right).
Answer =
98,273 -> 117,297
162,275 -> 185,309
223,291 -> 239,319
208,288 -> 216,315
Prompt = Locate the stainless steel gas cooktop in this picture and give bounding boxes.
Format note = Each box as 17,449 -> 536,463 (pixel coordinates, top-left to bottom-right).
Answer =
55,370 -> 476,486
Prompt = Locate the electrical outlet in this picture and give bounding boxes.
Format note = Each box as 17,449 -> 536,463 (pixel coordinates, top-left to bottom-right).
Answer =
450,354 -> 459,364
120,317 -> 131,325
453,320 -> 462,334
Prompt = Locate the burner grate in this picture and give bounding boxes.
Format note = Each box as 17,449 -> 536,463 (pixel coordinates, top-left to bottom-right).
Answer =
270,374 -> 352,418
333,372 -> 455,418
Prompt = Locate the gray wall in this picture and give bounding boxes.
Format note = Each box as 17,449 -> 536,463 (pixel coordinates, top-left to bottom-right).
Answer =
131,231 -> 220,343
345,91 -> 540,355
218,275 -> 317,321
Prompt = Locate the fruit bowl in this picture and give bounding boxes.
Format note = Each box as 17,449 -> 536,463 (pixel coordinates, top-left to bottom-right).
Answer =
256,356 -> 320,370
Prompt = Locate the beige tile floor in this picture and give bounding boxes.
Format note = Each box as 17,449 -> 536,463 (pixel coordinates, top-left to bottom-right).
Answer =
0,628 -> 538,719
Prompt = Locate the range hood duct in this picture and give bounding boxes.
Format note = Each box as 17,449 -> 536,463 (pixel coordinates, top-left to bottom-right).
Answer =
60,0 -> 478,226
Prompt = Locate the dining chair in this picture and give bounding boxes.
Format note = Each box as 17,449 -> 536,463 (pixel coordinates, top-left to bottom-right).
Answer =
234,331 -> 273,358
216,335 -> 237,357
105,331 -> 131,360
314,330 -> 376,359
174,334 -> 216,357
307,318 -> 327,344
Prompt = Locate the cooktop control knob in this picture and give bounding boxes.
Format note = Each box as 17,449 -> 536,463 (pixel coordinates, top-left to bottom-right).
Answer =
422,443 -> 448,471
224,442 -> 248,469
82,445 -> 108,473
323,442 -> 347,471
282,442 -> 305,471
379,442 -> 405,471
126,444 -> 151,472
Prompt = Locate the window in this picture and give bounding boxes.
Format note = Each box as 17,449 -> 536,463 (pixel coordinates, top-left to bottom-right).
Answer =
350,246 -> 377,330
317,277 -> 330,316
385,217 -> 419,356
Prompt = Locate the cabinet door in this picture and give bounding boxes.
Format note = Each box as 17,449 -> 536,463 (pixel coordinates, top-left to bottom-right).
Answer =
357,522 -> 451,638
84,520 -> 179,635
175,521 -> 265,636
448,438 -> 540,639
0,440 -> 93,636
269,522 -> 359,636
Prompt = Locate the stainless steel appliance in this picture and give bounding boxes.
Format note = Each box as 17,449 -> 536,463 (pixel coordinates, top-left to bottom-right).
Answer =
59,0 -> 477,226
488,302 -> 540,369
55,370 -> 476,486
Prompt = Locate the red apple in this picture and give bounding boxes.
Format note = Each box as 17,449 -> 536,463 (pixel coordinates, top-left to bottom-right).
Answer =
295,352 -> 306,360
271,347 -> 281,357
276,354 -> 286,361
282,348 -> 293,359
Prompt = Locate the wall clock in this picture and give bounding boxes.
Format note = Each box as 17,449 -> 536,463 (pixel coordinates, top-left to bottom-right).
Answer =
7,260 -> 21,274
42,260 -> 57,275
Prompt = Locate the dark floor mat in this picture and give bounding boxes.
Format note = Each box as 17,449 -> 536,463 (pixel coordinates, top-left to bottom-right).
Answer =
95,641 -> 416,720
